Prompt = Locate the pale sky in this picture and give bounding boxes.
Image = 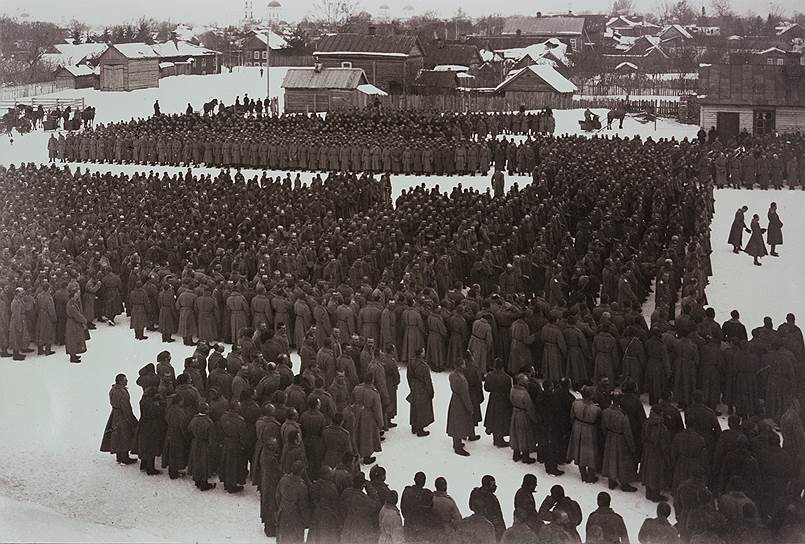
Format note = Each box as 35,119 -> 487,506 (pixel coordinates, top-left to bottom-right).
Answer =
2,0 -> 801,27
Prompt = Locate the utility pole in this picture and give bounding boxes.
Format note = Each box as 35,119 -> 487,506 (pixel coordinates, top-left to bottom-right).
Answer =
266,30 -> 270,106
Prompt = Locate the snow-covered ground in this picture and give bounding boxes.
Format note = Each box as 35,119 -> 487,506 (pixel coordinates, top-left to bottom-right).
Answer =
0,68 -> 793,543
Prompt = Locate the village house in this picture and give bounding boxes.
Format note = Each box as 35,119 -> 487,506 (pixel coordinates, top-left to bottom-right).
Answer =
281,66 -> 385,113
313,30 -> 424,94
699,55 -> 805,138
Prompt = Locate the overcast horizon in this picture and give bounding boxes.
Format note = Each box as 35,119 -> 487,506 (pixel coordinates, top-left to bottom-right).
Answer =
2,0 -> 803,28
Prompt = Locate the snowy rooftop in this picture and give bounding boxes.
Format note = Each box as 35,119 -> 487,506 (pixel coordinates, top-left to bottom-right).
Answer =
433,64 -> 470,72
357,83 -> 387,96
251,29 -> 289,49
496,64 -> 578,94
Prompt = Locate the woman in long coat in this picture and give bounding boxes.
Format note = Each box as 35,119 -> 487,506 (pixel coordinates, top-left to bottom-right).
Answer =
65,290 -> 87,363
567,386 -> 602,483
640,407 -> 671,502
484,361 -> 512,446
157,284 -> 177,342
407,350 -> 434,435
745,214 -> 768,266
767,202 -> 783,256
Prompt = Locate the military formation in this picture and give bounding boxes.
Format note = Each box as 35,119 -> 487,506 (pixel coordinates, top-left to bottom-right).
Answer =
46,107 -> 557,176
5,122 -> 805,543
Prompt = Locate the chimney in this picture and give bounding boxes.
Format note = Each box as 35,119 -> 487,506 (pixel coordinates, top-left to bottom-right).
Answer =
516,29 -> 522,36
368,26 -> 377,36
536,11 -> 542,17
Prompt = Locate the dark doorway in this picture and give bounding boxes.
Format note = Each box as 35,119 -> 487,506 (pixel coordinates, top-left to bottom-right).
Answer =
716,111 -> 740,141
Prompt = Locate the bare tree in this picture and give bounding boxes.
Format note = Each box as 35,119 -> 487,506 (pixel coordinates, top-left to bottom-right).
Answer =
710,0 -> 733,17
611,0 -> 634,16
68,18 -> 88,44
670,0 -> 696,24
313,0 -> 360,27
654,0 -> 673,23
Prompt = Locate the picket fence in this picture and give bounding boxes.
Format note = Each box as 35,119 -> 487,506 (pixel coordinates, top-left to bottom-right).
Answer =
572,97 -> 680,118
0,80 -> 72,100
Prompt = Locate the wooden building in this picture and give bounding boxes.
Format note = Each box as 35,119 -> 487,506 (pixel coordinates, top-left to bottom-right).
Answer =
495,64 -> 577,108
699,61 -> 805,139
313,32 -> 424,94
499,15 -> 591,52
424,42 -> 483,70
54,64 -> 98,89
282,66 -> 385,113
242,29 -> 289,66
98,43 -> 159,91
151,40 -> 221,75
414,70 -> 459,95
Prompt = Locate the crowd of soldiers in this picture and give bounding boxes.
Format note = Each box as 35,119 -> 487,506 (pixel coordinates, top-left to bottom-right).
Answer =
5,128 -> 805,542
46,108 -> 556,176
696,131 -> 805,190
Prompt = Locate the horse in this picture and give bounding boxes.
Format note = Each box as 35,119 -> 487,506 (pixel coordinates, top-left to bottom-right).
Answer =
606,107 -> 627,130
81,106 -> 96,128
203,99 -> 218,116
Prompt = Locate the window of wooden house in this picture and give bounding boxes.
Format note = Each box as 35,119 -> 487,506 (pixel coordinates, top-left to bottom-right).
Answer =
776,58 -> 784,65
766,57 -> 775,65
753,109 -> 776,135
341,61 -> 352,68
253,51 -> 260,59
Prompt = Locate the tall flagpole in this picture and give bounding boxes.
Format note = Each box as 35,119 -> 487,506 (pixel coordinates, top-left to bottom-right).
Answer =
266,30 -> 270,111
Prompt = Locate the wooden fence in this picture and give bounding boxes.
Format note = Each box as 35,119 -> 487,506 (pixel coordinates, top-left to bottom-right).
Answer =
0,97 -> 85,113
269,54 -> 316,67
0,80 -> 73,100
374,92 -> 575,112
572,97 -> 680,118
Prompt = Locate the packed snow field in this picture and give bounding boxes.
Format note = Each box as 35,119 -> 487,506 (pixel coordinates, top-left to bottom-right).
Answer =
0,67 -> 796,542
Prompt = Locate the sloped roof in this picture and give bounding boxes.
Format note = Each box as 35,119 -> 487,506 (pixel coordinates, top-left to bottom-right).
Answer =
314,33 -> 420,57
606,15 -> 660,29
57,64 -> 96,77
151,40 -> 219,57
425,43 -> 482,67
281,67 -> 367,89
357,83 -> 387,95
251,29 -> 289,49
777,23 -> 803,36
51,42 -> 107,62
661,24 -> 693,40
502,16 -> 585,36
615,61 -> 639,71
496,64 -> 577,93
111,43 -> 160,59
414,70 -> 459,88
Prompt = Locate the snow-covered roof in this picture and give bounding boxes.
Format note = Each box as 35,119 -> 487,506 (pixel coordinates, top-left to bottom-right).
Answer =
615,61 -> 638,71
45,42 -> 107,67
433,64 -> 469,72
661,24 -> 693,40
251,29 -> 288,49
479,49 -> 502,63
496,64 -> 577,94
159,61 -> 175,69
758,47 -> 787,54
151,40 -> 219,58
498,38 -> 571,67
112,43 -> 161,59
357,83 -> 387,96
58,64 -> 96,77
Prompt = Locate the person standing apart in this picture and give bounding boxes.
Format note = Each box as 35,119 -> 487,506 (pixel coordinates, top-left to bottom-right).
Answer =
745,213 -> 768,266
767,202 -> 783,257
728,205 -> 750,254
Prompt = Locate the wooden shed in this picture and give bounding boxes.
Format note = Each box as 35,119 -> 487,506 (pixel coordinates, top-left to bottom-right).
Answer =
282,67 -> 380,113
495,64 -> 577,108
98,43 -> 159,91
313,32 -> 424,94
54,65 -> 98,89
